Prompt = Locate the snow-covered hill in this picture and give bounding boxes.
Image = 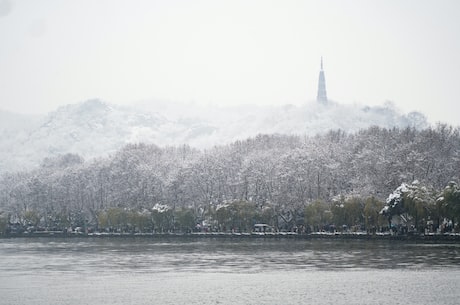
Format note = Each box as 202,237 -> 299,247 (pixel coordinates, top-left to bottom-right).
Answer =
0,99 -> 429,173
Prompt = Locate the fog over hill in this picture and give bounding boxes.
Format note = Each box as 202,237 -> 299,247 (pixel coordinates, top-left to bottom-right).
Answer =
0,99 -> 429,173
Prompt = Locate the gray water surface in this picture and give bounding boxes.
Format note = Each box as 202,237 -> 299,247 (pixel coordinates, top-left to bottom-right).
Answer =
1,237 -> 459,304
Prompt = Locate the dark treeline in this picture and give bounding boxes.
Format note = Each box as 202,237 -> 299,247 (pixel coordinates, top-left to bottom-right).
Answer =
0,124 -> 459,235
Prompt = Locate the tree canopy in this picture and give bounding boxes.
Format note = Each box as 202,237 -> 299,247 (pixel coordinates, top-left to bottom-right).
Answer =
0,125 -> 459,234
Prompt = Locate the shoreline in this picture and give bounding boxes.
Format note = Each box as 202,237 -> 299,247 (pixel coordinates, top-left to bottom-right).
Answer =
2,231 -> 460,242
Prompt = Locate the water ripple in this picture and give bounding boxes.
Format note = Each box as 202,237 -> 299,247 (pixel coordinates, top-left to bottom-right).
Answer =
1,237 -> 459,275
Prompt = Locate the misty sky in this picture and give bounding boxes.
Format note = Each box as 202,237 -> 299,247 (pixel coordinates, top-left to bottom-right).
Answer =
0,0 -> 459,125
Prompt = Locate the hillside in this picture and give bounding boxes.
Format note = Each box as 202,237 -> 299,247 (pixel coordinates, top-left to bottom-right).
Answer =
0,126 -> 458,234
0,99 -> 429,173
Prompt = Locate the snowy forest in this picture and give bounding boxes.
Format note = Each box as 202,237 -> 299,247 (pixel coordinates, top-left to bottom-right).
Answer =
0,124 -> 459,235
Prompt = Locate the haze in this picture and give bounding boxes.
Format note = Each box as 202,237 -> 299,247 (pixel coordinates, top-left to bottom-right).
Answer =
0,0 -> 459,126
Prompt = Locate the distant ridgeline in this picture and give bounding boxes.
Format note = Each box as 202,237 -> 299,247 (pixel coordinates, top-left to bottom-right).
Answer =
0,125 -> 459,236
0,97 -> 430,173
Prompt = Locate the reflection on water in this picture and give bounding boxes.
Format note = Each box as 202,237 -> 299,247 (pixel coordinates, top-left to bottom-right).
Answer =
1,237 -> 458,274
0,237 -> 459,305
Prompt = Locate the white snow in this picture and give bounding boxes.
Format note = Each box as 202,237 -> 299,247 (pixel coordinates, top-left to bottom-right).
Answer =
0,99 -> 429,173
152,204 -> 171,213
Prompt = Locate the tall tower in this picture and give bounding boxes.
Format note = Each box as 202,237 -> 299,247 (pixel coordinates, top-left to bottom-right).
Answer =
316,57 -> 328,104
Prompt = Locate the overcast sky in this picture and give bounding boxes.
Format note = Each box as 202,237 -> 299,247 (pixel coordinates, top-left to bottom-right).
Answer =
0,0 -> 459,125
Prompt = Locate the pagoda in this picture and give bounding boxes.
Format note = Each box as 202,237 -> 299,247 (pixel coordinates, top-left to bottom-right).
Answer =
316,57 -> 328,104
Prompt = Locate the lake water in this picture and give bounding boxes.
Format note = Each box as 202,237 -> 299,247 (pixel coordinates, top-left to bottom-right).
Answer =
0,237 -> 459,305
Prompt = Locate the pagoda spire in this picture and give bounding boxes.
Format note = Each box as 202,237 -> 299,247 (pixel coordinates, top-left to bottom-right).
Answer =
316,57 -> 328,104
